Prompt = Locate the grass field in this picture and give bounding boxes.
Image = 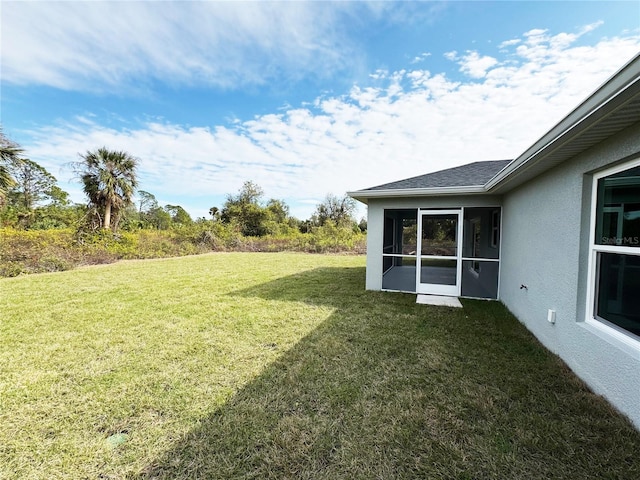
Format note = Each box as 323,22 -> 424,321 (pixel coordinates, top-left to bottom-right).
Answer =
1,253 -> 639,479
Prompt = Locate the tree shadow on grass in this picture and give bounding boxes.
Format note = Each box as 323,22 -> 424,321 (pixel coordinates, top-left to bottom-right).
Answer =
139,267 -> 640,479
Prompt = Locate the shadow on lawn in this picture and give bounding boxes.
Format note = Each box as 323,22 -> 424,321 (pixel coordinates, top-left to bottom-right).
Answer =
139,267 -> 640,479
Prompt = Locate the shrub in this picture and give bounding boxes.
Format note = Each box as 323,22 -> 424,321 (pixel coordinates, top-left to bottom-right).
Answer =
0,224 -> 366,277
0,228 -> 83,275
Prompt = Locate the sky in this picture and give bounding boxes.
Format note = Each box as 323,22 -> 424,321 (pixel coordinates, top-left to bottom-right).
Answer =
1,1 -> 640,221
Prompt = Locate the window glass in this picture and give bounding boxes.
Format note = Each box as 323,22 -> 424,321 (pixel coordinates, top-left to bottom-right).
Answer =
596,253 -> 640,337
472,219 -> 481,259
491,210 -> 500,248
596,166 -> 640,247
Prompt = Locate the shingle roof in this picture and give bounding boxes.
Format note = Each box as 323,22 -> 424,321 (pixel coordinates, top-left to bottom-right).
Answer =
364,160 -> 512,191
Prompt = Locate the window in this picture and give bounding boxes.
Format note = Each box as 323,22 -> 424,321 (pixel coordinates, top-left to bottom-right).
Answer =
491,210 -> 500,248
589,160 -> 640,341
470,218 -> 481,274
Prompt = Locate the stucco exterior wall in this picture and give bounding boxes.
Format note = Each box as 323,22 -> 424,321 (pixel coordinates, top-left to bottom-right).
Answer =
365,195 -> 502,291
499,122 -> 640,428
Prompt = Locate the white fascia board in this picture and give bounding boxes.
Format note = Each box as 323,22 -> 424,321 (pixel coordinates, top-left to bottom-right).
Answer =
348,185 -> 486,202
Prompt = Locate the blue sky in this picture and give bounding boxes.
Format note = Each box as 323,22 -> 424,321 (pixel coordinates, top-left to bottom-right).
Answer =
2,1 -> 639,220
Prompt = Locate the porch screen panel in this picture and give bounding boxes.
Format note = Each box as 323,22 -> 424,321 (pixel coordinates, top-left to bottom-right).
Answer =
462,208 -> 500,259
382,209 -> 418,292
420,215 -> 457,256
461,260 -> 499,299
383,210 -> 418,254
382,256 -> 417,291
461,207 -> 501,299
420,258 -> 457,285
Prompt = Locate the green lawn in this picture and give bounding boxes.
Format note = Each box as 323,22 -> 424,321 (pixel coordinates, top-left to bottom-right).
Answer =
1,253 -> 639,479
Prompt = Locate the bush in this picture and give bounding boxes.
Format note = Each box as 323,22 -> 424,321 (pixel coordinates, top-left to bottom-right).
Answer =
0,228 -> 84,275
306,221 -> 366,253
0,224 -> 366,277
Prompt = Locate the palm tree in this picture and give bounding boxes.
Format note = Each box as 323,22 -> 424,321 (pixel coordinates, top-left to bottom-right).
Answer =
0,165 -> 13,202
79,147 -> 138,230
0,129 -> 23,204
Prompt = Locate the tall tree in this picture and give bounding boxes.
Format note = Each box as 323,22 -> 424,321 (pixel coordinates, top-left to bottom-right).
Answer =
8,158 -> 57,211
266,198 -> 290,224
313,194 -> 357,227
78,148 -> 138,230
146,206 -> 172,230
48,185 -> 71,207
220,182 -> 293,236
0,129 -> 23,204
209,206 -> 220,221
138,190 -> 159,213
136,190 -> 169,229
164,204 -> 193,226
221,181 -> 268,236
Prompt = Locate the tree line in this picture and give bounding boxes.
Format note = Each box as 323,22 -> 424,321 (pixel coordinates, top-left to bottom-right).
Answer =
0,129 -> 365,235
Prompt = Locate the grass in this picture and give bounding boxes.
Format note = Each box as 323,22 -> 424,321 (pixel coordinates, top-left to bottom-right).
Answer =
1,252 -> 639,479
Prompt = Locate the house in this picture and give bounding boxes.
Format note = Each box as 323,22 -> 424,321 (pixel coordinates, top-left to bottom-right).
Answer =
348,53 -> 640,429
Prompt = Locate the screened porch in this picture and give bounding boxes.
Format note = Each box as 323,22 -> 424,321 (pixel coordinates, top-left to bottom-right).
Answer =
382,207 -> 501,299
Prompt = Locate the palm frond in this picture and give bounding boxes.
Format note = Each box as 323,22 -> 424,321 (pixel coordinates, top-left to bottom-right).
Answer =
78,147 -> 139,229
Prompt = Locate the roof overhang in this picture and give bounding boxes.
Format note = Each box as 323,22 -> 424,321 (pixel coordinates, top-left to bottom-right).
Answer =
486,52 -> 640,194
347,185 -> 486,204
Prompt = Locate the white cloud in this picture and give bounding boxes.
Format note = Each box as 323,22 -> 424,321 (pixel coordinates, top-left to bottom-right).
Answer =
1,1 -> 448,95
411,52 -> 432,64
524,28 -> 548,37
444,51 -> 458,61
580,21 -> 605,35
17,26 -> 640,219
499,39 -> 521,48
1,2 -> 373,91
456,51 -> 500,79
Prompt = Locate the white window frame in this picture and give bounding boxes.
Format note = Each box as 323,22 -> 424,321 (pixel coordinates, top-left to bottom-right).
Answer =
585,156 -> 640,352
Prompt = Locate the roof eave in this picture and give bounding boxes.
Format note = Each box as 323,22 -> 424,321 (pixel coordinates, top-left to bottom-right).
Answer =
485,52 -> 640,193
348,185 -> 487,203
